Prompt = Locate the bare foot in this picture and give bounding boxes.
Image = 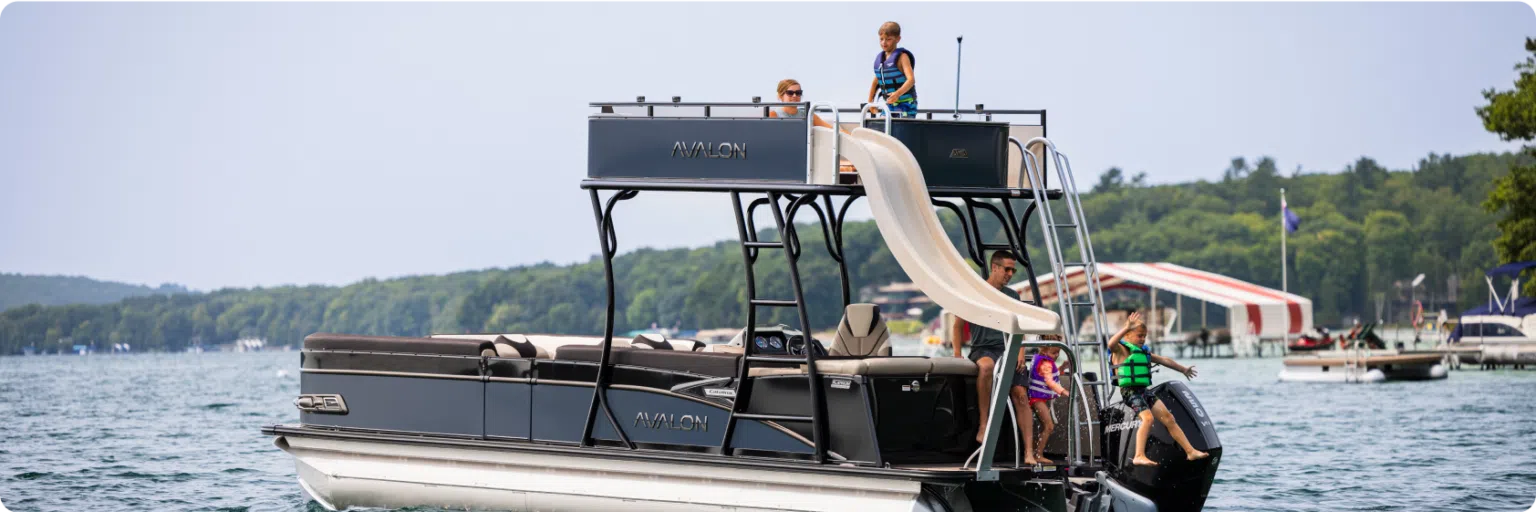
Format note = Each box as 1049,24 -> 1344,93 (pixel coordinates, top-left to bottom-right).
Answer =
1023,456 -> 1039,465
976,432 -> 985,444
1186,450 -> 1210,461
1132,456 -> 1159,466
1035,455 -> 1055,464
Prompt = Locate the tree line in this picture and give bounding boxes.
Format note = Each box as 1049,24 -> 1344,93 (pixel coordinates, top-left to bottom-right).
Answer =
0,150 -> 1518,354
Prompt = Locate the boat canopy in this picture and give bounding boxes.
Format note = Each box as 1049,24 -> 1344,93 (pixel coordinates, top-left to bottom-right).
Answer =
1016,262 -> 1314,338
1487,261 -> 1536,279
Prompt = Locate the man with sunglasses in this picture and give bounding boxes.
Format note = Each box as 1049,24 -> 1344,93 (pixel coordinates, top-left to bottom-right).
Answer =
950,250 -> 1025,443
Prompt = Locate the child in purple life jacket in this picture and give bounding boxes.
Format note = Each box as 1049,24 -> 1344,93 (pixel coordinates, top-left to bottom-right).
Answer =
1012,336 -> 1070,465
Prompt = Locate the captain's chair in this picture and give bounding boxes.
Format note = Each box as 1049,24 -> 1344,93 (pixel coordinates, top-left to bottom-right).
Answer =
829,303 -> 892,357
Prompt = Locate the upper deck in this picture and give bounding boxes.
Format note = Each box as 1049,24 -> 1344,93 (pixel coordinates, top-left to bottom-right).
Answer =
584,100 -> 1059,199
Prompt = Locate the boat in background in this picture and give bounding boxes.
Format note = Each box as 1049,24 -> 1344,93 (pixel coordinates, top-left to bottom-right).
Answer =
1280,341 -> 1447,383
1445,262 -> 1536,368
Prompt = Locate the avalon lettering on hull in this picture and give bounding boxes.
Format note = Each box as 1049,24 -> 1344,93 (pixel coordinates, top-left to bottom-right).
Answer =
634,412 -> 710,432
670,142 -> 747,160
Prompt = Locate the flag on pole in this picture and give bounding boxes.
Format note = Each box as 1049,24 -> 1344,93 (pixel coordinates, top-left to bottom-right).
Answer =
1282,197 -> 1300,233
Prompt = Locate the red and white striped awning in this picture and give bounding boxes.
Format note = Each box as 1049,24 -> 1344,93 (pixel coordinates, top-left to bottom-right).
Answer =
1012,262 -> 1313,338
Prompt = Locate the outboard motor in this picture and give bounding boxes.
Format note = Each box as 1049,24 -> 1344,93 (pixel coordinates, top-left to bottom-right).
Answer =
1099,381 -> 1221,510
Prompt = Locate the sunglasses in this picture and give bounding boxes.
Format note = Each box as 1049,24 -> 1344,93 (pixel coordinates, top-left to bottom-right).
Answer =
784,90 -> 804,97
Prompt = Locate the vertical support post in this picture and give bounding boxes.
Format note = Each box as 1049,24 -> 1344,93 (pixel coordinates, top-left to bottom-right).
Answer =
953,36 -> 964,120
1149,287 -> 1158,342
767,191 -> 828,463
1281,188 -> 1288,347
719,192 -> 758,454
1177,294 -> 1185,334
581,189 -> 636,450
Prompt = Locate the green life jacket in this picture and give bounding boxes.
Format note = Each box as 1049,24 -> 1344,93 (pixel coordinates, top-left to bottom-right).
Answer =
1114,340 -> 1152,387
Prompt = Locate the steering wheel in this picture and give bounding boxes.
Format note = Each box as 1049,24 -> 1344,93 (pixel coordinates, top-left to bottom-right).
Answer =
787,336 -> 806,356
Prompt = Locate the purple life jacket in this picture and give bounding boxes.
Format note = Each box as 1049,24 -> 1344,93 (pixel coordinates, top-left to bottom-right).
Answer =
1026,353 -> 1060,400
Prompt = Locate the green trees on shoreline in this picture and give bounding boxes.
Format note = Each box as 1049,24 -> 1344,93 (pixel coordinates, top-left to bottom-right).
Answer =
0,150 -> 1514,354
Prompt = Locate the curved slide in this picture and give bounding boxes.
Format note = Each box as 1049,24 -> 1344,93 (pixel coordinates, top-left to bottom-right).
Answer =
831,127 -> 1060,335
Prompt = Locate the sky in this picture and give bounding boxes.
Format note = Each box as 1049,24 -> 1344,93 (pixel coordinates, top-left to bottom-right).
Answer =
1,2 -> 1532,291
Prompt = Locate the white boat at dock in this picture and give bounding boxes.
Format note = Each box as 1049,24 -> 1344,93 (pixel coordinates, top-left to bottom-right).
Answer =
1279,348 -> 1447,383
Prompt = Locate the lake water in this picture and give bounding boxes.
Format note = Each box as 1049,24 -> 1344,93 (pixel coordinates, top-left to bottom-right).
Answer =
2,350 -> 1533,511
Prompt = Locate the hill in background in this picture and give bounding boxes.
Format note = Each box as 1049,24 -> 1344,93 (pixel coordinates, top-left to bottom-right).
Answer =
0,273 -> 189,312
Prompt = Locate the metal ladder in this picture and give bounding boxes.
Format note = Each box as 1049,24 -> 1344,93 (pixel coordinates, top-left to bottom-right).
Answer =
1017,137 -> 1114,408
717,191 -> 828,463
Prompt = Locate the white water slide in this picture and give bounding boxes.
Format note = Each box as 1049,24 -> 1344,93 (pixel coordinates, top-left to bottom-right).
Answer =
824,127 -> 1060,336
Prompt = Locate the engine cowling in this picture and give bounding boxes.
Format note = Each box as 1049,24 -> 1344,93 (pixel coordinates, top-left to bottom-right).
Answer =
1100,381 -> 1222,510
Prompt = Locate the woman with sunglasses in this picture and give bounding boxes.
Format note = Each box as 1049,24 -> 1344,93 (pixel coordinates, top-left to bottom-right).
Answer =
768,79 -> 837,130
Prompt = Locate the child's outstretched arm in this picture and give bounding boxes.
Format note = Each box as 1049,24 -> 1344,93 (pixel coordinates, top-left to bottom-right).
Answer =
1150,354 -> 1198,380
867,77 -> 880,104
887,53 -> 916,104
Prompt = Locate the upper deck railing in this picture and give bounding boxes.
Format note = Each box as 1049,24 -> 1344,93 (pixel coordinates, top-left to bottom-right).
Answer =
586,99 -> 1051,194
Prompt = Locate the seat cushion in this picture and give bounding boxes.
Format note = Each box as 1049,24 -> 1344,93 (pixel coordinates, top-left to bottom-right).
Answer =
929,357 -> 979,376
556,344 -> 740,378
555,344 -> 631,362
493,335 -> 548,359
829,304 -> 891,357
304,333 -> 492,357
620,349 -> 740,378
817,357 -> 933,376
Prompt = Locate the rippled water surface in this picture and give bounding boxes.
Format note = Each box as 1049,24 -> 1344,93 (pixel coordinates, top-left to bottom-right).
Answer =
2,350 -> 1533,511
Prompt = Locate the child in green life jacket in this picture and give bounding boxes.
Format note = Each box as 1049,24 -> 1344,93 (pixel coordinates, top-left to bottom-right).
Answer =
1109,312 -> 1210,466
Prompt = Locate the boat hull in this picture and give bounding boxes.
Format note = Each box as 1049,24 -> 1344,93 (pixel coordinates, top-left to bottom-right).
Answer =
279,434 -> 930,512
273,431 -> 1072,512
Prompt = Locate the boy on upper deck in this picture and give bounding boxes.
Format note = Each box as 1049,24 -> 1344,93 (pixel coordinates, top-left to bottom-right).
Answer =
868,21 -> 917,118
1110,312 -> 1210,466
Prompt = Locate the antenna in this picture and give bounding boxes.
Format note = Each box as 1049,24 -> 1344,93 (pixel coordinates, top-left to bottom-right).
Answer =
954,36 -> 964,120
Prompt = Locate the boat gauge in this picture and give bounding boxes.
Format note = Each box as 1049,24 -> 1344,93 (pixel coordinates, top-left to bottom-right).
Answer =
754,336 -> 769,349
768,336 -> 784,349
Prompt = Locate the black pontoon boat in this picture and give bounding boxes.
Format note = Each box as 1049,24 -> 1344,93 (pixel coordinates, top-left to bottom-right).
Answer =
263,101 -> 1222,511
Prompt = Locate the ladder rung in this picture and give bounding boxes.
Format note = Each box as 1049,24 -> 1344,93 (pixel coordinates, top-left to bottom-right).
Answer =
750,299 -> 799,307
745,355 -> 806,363
1051,223 -> 1079,229
1071,342 -> 1100,347
744,241 -> 785,249
1068,301 -> 1097,307
1083,381 -> 1109,387
1062,262 -> 1089,267
733,413 -> 814,423
980,243 -> 1013,250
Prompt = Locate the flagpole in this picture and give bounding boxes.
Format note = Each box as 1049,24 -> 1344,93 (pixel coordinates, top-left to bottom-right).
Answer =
1281,188 -> 1288,347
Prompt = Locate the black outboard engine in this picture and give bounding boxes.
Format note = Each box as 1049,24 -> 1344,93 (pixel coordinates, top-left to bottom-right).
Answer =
1099,381 -> 1222,510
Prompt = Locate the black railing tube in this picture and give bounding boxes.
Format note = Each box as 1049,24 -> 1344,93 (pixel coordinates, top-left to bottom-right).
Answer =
932,199 -> 983,269
767,191 -> 828,463
1007,199 -> 1045,307
581,189 -> 636,450
823,195 -> 852,308
718,192 -> 758,453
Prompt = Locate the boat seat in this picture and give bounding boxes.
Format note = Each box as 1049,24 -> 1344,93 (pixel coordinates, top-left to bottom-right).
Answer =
928,357 -> 979,376
556,345 -> 739,378
829,304 -> 892,357
492,335 -> 550,359
749,305 -> 960,377
304,333 -> 494,357
630,333 -> 706,352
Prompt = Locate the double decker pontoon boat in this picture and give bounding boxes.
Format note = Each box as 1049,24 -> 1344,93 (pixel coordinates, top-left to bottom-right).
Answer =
263,100 -> 1222,511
